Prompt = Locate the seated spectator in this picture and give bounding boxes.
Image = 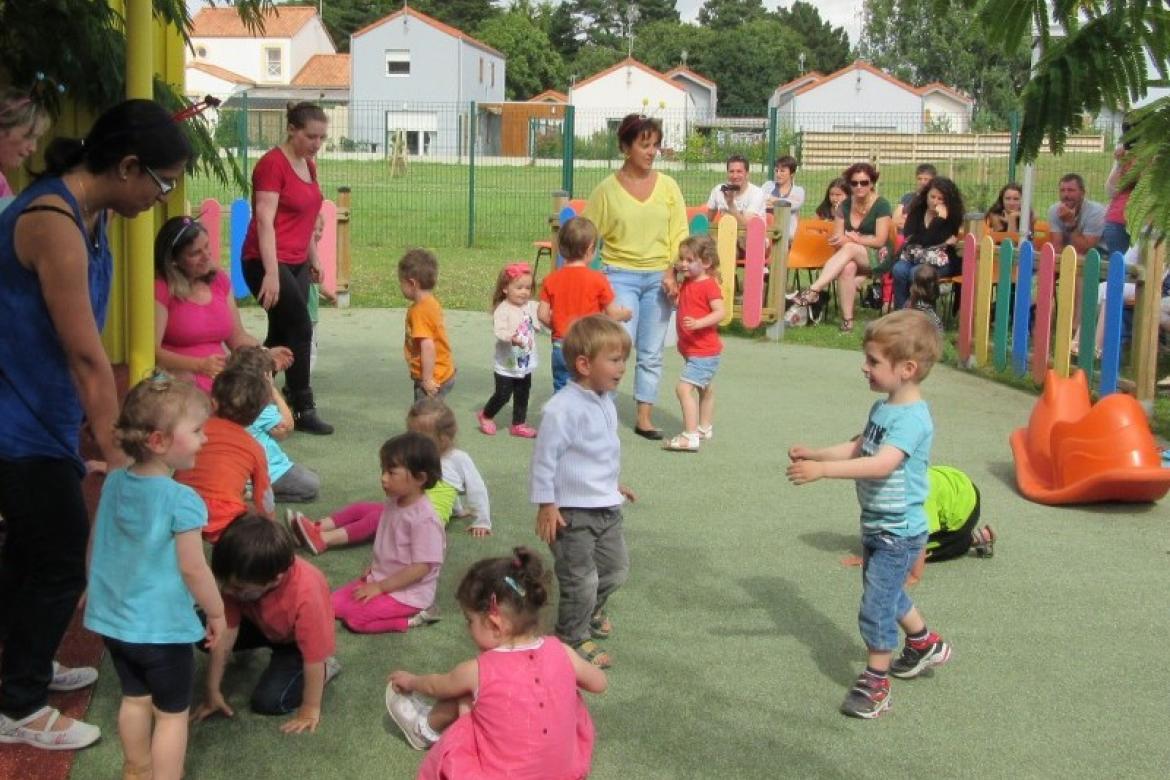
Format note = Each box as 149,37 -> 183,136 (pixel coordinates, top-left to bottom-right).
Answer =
705,154 -> 766,227
893,163 -> 937,233
1048,173 -> 1106,255
760,155 -> 805,239
814,178 -> 849,220
892,177 -> 964,309
984,182 -> 1034,235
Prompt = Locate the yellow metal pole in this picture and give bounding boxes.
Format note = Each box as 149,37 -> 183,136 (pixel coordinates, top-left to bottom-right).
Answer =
126,0 -> 155,383
162,18 -> 187,221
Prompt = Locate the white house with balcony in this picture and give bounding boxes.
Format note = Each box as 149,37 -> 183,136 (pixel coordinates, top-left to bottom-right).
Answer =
568,58 -> 695,150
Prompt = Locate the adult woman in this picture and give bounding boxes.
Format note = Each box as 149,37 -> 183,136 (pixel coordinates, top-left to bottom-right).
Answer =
891,176 -> 965,310
0,87 -> 51,209
154,215 -> 292,392
0,99 -> 190,749
794,163 -> 892,333
761,155 -> 805,239
984,183 -> 1032,235
583,114 -> 687,438
814,178 -> 848,220
241,102 -> 330,434
1103,142 -> 1134,254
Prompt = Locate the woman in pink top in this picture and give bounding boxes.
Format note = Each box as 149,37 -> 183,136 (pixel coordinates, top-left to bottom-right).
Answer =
387,548 -> 605,780
0,86 -> 51,206
154,216 -> 290,393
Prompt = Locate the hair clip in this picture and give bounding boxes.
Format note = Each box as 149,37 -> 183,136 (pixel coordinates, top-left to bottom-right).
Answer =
504,262 -> 531,279
166,210 -> 207,259
172,95 -> 222,124
0,72 -> 66,122
503,576 -> 526,598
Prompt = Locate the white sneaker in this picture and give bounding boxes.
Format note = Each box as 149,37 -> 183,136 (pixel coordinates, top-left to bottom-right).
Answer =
324,656 -> 342,685
0,706 -> 101,750
406,606 -> 441,629
384,686 -> 434,750
49,661 -> 98,692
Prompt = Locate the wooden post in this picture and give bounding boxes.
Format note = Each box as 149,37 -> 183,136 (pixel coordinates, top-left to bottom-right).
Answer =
1131,241 -> 1166,406
335,186 -> 352,308
765,204 -> 791,341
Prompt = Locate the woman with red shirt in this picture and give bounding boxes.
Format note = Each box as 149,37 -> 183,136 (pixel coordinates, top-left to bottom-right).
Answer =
241,102 -> 331,434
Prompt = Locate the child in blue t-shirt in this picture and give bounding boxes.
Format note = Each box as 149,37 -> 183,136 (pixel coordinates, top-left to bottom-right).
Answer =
787,309 -> 951,719
84,375 -> 226,779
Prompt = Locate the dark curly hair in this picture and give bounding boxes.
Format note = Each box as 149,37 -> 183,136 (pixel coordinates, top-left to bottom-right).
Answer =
456,547 -> 551,636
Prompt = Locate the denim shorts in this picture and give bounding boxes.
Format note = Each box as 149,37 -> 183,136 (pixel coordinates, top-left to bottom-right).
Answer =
679,355 -> 721,388
857,532 -> 927,651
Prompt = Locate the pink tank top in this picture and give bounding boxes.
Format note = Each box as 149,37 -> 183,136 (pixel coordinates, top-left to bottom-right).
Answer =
154,272 -> 234,393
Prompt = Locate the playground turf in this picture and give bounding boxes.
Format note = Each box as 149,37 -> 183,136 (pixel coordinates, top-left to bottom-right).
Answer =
69,308 -> 1170,779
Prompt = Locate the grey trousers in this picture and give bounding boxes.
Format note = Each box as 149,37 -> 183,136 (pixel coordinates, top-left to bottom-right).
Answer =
272,463 -> 320,503
551,506 -> 629,644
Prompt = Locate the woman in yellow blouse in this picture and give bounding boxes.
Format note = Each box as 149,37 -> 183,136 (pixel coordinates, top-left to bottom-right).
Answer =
583,114 -> 688,439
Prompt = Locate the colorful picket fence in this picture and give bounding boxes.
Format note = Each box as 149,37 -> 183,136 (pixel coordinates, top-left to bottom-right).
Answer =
693,207 -> 789,333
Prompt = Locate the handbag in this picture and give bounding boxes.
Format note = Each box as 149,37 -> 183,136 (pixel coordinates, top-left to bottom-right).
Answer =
900,243 -> 951,268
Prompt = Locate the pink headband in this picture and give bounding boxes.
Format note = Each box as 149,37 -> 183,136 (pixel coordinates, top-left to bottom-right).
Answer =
504,262 -> 531,279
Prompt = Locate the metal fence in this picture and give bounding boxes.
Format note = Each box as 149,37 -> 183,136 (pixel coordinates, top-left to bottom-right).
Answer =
187,98 -> 1117,251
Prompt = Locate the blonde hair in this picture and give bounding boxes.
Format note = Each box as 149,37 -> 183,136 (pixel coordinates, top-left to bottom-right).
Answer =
863,309 -> 943,381
490,263 -> 533,310
0,87 -> 50,136
557,217 -> 598,264
679,235 -> 721,282
563,314 -> 631,378
406,398 -> 458,454
225,345 -> 275,377
115,375 -> 210,463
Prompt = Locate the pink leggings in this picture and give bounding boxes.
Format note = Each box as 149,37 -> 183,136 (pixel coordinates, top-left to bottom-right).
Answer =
331,580 -> 421,633
330,502 -> 381,545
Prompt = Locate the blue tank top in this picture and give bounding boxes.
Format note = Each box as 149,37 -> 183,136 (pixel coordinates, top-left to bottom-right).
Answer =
0,177 -> 112,472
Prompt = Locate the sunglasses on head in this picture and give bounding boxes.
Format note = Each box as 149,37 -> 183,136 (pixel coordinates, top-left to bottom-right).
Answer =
850,179 -> 871,188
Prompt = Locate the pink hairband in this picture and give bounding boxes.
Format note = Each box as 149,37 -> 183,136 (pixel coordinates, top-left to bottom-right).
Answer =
504,262 -> 531,279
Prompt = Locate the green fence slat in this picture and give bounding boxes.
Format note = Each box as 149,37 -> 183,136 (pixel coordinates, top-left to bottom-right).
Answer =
993,238 -> 1013,370
1078,248 -> 1101,383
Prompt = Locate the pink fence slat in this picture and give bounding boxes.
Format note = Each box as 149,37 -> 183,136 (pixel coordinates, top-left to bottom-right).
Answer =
1030,242 -> 1057,384
956,232 -> 978,364
198,198 -> 222,270
318,200 -> 337,298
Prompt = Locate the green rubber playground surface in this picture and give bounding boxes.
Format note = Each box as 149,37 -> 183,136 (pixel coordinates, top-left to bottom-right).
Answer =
71,309 -> 1170,779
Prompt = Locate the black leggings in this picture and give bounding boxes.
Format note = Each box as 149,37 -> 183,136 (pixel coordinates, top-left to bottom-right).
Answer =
242,259 -> 312,395
925,487 -> 982,563
483,373 -> 531,425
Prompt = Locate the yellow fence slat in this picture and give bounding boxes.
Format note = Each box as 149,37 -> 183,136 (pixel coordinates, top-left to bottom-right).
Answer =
717,214 -> 737,326
973,235 -> 995,366
1052,246 -> 1078,377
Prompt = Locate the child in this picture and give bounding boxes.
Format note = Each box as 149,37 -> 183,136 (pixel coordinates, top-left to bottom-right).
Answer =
193,514 -> 339,734
664,235 -> 725,453
478,262 -> 541,438
84,376 -> 226,775
400,248 -> 456,400
386,547 -> 605,779
908,263 -> 944,332
538,217 -> 631,392
228,347 -> 320,503
174,366 -> 273,542
331,432 -> 446,633
530,315 -> 635,669
786,309 -> 950,719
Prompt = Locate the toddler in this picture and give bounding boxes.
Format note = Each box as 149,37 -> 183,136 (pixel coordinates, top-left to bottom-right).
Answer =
386,547 -> 604,780
175,365 -> 273,542
907,263 -> 944,332
331,432 -> 446,633
787,310 -> 951,719
193,514 -> 339,734
84,376 -> 226,778
530,315 -> 635,669
400,248 -> 455,400
538,217 -> 631,392
664,235 -> 725,453
477,262 -> 541,438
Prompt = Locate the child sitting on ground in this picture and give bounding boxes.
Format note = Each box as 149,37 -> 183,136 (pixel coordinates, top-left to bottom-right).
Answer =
477,262 -> 541,438
84,376 -> 226,775
331,432 -> 446,634
175,366 -> 273,542
538,217 -> 631,392
193,514 -> 339,734
787,309 -> 951,719
664,235 -> 725,453
227,347 -> 320,503
400,248 -> 456,400
907,264 -> 944,332
386,547 -> 605,779
531,315 -> 636,669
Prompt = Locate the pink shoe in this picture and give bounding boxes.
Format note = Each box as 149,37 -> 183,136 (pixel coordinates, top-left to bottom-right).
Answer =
294,514 -> 328,555
476,410 -> 497,435
509,423 -> 538,438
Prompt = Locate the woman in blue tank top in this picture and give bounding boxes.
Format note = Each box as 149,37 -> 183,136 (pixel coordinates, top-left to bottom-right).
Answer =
0,99 -> 190,750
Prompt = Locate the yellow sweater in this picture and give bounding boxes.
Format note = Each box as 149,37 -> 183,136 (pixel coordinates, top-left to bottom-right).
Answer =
583,173 -> 689,272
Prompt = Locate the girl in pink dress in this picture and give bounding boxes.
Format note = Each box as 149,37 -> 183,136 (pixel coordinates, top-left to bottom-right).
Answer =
386,547 -> 605,780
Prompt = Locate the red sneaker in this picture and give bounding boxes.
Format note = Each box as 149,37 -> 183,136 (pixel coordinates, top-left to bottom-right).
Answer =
294,514 -> 328,555
476,410 -> 497,436
509,423 -> 538,438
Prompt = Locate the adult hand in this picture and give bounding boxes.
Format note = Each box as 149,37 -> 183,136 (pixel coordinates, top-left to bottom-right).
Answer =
191,691 -> 235,723
280,706 -> 321,734
935,204 -> 948,220
827,233 -> 844,247
661,273 -> 679,300
354,581 -> 383,603
536,505 -> 566,544
258,271 -> 280,310
786,460 -> 824,485
85,459 -> 108,476
268,346 -> 294,372
309,260 -> 323,285
1057,203 -> 1077,227
201,353 -> 227,379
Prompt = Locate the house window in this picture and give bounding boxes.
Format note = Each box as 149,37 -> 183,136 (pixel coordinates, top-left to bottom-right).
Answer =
386,50 -> 410,77
490,61 -> 495,88
479,57 -> 484,84
263,47 -> 282,79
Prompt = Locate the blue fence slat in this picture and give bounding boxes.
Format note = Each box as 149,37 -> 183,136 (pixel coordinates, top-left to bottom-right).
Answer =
1098,250 -> 1127,395
1011,240 -> 1034,376
230,198 -> 251,299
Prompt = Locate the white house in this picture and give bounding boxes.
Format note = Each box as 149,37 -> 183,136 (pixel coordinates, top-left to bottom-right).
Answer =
186,6 -> 336,90
569,58 -> 695,149
665,66 -> 717,120
768,61 -> 974,133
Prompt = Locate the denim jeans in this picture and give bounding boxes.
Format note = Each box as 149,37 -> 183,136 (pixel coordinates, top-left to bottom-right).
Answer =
603,266 -> 671,405
858,532 -> 927,651
1102,221 -> 1130,256
550,341 -> 569,393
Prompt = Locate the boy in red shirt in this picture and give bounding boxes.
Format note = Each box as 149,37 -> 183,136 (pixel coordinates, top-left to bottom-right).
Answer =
399,249 -> 456,401
538,217 -> 631,392
193,514 -> 339,733
664,236 -> 725,453
175,367 -> 272,541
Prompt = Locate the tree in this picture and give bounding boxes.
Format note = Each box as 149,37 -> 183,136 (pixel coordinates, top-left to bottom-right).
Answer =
697,19 -> 804,113
558,0 -> 682,52
632,20 -> 712,74
408,0 -> 500,33
568,45 -> 626,84
314,0 -> 398,53
773,1 -> 851,75
696,0 -> 768,30
476,11 -> 568,99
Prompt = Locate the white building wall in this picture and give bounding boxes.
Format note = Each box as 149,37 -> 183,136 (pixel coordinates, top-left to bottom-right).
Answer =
787,71 -> 921,132
571,66 -> 691,149
922,93 -> 972,132
192,37 -> 290,84
184,67 -> 249,98
290,20 -> 337,79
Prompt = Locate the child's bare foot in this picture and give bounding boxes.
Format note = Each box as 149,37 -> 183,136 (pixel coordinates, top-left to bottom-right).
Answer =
840,554 -> 863,567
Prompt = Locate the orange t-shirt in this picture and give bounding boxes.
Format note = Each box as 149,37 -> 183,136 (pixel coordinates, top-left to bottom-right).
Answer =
174,416 -> 270,542
403,294 -> 455,384
538,265 -> 616,340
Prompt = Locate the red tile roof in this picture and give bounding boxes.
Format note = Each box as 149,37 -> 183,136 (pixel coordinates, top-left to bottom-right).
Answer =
664,66 -> 716,88
782,61 -> 973,105
292,54 -> 351,88
528,89 -> 568,103
572,58 -> 684,93
352,6 -> 503,58
918,81 -> 973,104
192,5 -> 317,38
186,61 -> 255,86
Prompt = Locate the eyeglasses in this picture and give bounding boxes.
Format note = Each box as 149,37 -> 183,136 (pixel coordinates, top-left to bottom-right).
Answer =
850,179 -> 872,188
145,166 -> 176,197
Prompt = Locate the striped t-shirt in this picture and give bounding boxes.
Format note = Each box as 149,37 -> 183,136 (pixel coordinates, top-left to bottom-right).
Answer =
855,400 -> 933,537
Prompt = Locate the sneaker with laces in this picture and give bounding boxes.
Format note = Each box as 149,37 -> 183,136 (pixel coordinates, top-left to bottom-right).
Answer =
0,706 -> 101,750
476,410 -> 497,436
407,606 -> 441,628
294,514 -> 327,555
48,662 -> 98,692
509,423 -> 538,438
890,636 -> 952,679
840,674 -> 891,719
385,686 -> 435,750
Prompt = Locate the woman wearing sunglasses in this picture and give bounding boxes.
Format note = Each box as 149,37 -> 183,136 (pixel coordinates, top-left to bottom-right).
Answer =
792,162 -> 892,333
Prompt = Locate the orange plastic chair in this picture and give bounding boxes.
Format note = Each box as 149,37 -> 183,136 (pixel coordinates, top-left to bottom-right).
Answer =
1033,219 -> 1050,247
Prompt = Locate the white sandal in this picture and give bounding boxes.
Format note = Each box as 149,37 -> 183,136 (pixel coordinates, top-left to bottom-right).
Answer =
663,434 -> 700,453
0,706 -> 101,750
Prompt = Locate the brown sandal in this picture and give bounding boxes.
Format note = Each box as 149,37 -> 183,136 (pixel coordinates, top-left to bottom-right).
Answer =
839,318 -> 854,333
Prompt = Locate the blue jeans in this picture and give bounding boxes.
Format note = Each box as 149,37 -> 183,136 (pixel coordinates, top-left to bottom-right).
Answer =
858,532 -> 927,651
551,341 -> 569,393
1102,221 -> 1130,256
604,266 -> 671,405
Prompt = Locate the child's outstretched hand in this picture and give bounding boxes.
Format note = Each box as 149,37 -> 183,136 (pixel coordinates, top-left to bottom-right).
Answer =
388,670 -> 416,694
204,614 -> 227,651
191,691 -> 234,723
786,459 -> 824,485
281,705 -> 321,734
788,445 -> 816,462
536,504 -> 565,544
468,526 -> 492,538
